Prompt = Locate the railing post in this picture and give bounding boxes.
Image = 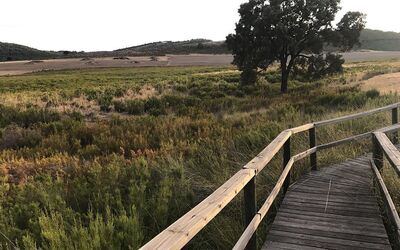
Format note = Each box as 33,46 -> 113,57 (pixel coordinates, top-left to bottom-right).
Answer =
392,107 -> 399,145
309,127 -> 317,171
283,137 -> 291,193
372,135 -> 384,172
244,177 -> 256,250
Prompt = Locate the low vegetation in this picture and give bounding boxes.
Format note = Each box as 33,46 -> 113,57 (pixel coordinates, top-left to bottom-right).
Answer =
0,61 -> 399,249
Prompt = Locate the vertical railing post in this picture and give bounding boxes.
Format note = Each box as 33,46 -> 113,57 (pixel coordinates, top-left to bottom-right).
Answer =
309,127 -> 317,171
244,177 -> 256,250
392,107 -> 399,145
372,134 -> 384,172
283,137 -> 291,193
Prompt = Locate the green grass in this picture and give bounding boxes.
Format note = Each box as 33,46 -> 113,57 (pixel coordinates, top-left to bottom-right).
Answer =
0,63 -> 399,249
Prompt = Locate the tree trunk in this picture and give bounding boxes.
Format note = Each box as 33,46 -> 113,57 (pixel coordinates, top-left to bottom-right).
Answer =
281,71 -> 289,93
280,59 -> 291,94
280,57 -> 290,94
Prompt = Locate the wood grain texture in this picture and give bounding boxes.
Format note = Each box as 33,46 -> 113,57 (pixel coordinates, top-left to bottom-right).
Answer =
374,132 -> 400,176
262,156 -> 392,250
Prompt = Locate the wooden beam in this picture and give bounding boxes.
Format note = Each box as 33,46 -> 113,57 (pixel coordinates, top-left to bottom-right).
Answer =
314,103 -> 399,127
370,160 -> 400,248
318,132 -> 372,151
376,123 -> 400,134
374,132 -> 400,176
392,107 -> 399,144
283,137 -> 291,193
244,177 -> 257,250
289,123 -> 315,134
140,169 -> 255,250
233,158 -> 296,250
244,130 -> 292,173
309,127 -> 317,171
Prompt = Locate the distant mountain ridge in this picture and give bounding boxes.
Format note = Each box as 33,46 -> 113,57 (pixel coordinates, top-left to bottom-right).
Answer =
115,39 -> 227,55
360,29 -> 400,51
2,29 -> 400,62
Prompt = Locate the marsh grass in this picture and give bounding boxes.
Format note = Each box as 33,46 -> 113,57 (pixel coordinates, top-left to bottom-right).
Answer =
0,62 -> 399,249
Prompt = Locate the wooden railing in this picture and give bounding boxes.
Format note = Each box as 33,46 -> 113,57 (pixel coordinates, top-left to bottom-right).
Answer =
371,130 -> 400,247
140,103 -> 400,250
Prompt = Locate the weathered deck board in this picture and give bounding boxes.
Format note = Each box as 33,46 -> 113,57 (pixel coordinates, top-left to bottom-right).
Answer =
263,156 -> 392,250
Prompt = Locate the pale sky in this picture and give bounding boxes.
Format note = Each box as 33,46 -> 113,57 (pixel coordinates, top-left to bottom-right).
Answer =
0,0 -> 399,52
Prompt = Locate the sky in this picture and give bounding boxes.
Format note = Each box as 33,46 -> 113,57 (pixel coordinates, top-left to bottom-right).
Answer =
0,0 -> 399,52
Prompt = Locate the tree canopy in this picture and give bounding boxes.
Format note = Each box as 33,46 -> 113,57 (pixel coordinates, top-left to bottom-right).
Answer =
226,0 -> 366,93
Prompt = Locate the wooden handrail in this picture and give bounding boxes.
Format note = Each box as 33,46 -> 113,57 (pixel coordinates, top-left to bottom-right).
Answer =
370,160 -> 400,247
140,103 -> 400,250
314,103 -> 400,127
373,132 -> 400,176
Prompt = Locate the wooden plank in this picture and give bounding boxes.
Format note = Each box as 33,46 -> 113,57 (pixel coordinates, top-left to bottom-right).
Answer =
290,123 -> 315,134
282,197 -> 378,211
267,230 -> 391,250
274,215 -> 386,235
270,224 -> 390,245
376,123 -> 400,134
263,241 -> 325,250
140,169 -> 255,250
263,241 -> 323,250
284,193 -> 378,206
277,211 -> 385,229
272,220 -> 387,239
318,132 -> 372,151
233,158 -> 295,250
263,157 -> 392,250
370,160 -> 400,247
278,208 -> 383,224
314,103 -> 399,127
244,130 -> 292,173
293,147 -> 317,162
374,132 -> 400,176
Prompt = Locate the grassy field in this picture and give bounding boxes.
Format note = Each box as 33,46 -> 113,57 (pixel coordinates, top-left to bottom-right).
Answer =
0,61 -> 399,249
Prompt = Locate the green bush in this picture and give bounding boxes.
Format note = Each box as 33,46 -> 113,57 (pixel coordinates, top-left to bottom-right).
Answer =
113,100 -> 127,113
126,100 -> 145,115
365,89 -> 380,99
0,124 -> 42,149
144,98 -> 165,116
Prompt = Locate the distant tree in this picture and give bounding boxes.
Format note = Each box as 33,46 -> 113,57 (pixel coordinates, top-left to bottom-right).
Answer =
197,43 -> 205,50
226,0 -> 366,92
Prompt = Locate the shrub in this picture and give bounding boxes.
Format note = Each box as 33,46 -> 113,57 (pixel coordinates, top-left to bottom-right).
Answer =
98,94 -> 113,112
126,100 -> 145,115
113,100 -> 127,113
144,98 -> 165,116
0,124 -> 42,149
365,89 -> 380,99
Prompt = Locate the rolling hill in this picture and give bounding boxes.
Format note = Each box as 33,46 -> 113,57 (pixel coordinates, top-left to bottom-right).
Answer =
359,29 -> 400,51
2,29 -> 400,62
115,39 -> 228,55
0,42 -> 59,61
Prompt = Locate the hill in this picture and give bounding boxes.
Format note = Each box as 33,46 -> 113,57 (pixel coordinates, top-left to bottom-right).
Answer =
359,29 -> 400,51
0,42 -> 58,61
2,29 -> 400,62
115,39 -> 228,55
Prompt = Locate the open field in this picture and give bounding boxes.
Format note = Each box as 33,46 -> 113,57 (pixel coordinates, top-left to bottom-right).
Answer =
0,60 -> 399,249
2,51 -> 400,76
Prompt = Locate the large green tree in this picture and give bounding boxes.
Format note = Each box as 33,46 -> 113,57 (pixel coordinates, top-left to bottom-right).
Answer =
226,0 -> 366,93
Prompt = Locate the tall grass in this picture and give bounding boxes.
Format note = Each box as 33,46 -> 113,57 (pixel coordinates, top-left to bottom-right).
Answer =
0,62 -> 398,249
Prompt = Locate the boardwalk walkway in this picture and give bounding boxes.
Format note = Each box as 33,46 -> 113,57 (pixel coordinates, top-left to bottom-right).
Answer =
140,103 -> 400,250
263,156 -> 392,250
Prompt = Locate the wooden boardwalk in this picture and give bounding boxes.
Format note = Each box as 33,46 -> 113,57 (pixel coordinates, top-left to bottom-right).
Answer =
263,156 -> 392,250
141,104 -> 400,250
